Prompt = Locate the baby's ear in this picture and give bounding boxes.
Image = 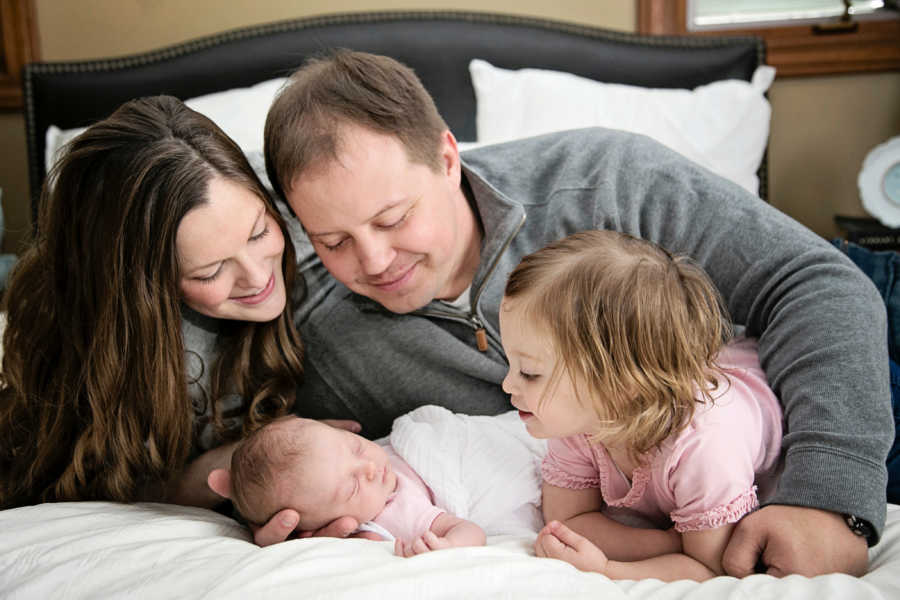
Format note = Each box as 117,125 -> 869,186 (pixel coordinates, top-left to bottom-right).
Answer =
207,468 -> 233,500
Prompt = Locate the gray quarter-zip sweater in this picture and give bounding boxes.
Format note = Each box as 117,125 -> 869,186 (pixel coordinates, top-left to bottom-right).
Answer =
186,127 -> 892,541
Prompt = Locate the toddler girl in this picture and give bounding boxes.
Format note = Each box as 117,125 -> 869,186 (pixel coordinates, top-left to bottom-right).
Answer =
208,416 -> 485,556
499,230 -> 782,581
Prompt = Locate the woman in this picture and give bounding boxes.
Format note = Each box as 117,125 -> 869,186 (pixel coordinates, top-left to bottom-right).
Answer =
0,95 -> 344,523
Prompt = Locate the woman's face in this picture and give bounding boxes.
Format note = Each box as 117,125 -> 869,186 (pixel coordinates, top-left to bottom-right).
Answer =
177,176 -> 287,322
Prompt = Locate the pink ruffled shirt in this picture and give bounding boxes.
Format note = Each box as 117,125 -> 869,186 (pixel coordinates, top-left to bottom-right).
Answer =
541,337 -> 783,532
371,447 -> 445,541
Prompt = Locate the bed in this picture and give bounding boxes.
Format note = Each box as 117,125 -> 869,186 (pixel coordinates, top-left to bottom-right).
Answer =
7,9 -> 899,599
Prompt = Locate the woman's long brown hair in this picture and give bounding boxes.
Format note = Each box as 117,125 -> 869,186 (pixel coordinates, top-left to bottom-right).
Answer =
0,96 -> 302,507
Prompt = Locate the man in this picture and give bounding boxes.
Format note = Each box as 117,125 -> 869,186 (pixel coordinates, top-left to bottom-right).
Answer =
258,50 -> 891,577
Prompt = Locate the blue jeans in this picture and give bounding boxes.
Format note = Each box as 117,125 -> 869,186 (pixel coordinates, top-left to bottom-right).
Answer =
889,360 -> 900,503
832,239 -> 900,503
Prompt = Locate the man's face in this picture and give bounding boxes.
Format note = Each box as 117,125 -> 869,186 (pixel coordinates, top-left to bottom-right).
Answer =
287,124 -> 480,313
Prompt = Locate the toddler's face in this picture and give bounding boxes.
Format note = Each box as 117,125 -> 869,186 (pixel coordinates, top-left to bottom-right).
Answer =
499,298 -> 600,439
276,420 -> 398,530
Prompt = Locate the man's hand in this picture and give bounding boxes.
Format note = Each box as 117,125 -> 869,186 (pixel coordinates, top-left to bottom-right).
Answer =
534,520 -> 609,573
252,509 -> 302,547
722,505 -> 869,577
253,513 -> 382,546
253,513 -> 377,546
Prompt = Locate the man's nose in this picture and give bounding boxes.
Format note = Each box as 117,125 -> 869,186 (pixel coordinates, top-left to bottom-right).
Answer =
355,234 -> 394,276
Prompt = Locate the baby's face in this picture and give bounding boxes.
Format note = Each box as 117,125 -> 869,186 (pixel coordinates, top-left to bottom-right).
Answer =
278,420 -> 398,530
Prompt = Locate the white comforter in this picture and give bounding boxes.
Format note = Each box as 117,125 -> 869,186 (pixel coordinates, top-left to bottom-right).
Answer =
2,408 -> 899,599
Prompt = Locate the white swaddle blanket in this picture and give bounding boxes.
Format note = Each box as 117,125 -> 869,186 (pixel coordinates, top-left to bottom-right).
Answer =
384,405 -> 548,537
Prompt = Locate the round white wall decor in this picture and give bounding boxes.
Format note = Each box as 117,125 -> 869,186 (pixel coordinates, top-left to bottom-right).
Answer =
859,135 -> 900,228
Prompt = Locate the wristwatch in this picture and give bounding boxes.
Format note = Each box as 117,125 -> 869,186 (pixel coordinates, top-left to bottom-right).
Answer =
844,514 -> 874,544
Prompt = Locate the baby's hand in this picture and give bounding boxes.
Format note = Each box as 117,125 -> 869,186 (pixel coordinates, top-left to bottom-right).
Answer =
394,530 -> 453,557
535,520 -> 608,573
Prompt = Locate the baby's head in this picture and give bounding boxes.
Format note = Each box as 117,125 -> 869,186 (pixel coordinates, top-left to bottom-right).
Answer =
230,416 -> 397,530
500,230 -> 731,453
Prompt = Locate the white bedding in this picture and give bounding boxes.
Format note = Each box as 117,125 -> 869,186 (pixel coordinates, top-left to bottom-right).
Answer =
2,408 -> 899,599
2,502 -> 899,599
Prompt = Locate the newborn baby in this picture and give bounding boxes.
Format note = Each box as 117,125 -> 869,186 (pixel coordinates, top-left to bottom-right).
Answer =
213,416 -> 485,556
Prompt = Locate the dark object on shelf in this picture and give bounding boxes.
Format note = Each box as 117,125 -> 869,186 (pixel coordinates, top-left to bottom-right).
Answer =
835,215 -> 900,252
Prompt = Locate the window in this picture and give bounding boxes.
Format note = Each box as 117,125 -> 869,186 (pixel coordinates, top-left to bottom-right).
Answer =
689,0 -> 891,30
1,0 -> 39,109
637,0 -> 900,76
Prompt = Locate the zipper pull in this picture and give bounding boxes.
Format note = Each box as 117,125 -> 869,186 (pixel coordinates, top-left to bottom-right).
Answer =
471,314 -> 489,352
475,327 -> 488,352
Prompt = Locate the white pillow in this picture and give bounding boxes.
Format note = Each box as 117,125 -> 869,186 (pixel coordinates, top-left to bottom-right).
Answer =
457,141 -> 487,153
469,59 -> 775,195
44,77 -> 288,172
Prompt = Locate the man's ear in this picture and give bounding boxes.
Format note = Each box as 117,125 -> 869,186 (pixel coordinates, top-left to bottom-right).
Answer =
439,129 -> 461,182
207,468 -> 233,500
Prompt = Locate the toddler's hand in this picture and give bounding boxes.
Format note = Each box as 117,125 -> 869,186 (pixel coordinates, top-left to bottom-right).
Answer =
394,530 -> 453,557
535,520 -> 609,573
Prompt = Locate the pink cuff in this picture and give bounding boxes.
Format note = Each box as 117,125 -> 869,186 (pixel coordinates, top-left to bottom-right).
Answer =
672,487 -> 759,532
541,461 -> 600,490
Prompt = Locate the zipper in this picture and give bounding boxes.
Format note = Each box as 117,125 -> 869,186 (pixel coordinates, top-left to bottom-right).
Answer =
415,210 -> 527,352
472,314 -> 489,351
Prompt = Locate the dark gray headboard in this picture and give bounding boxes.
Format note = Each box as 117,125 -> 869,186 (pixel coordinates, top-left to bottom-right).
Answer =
23,10 -> 766,221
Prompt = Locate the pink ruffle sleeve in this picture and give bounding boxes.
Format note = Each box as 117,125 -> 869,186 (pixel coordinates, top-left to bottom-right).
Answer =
541,436 -> 601,490
665,408 -> 762,531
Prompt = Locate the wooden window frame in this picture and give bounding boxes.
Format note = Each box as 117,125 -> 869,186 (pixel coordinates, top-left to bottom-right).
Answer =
637,0 -> 900,76
1,0 -> 39,109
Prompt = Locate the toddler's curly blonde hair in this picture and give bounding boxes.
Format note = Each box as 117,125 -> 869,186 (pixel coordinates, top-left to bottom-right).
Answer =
504,230 -> 732,461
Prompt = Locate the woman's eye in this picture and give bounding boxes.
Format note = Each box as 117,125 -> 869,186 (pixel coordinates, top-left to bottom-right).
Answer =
520,371 -> 539,381
249,225 -> 270,242
195,267 -> 222,284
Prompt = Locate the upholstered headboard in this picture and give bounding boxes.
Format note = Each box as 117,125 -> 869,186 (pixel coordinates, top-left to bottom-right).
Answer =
22,10 -> 766,221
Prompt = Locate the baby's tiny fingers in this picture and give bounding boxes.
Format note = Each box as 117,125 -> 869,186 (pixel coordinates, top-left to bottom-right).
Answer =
423,530 -> 442,550
412,536 -> 430,555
